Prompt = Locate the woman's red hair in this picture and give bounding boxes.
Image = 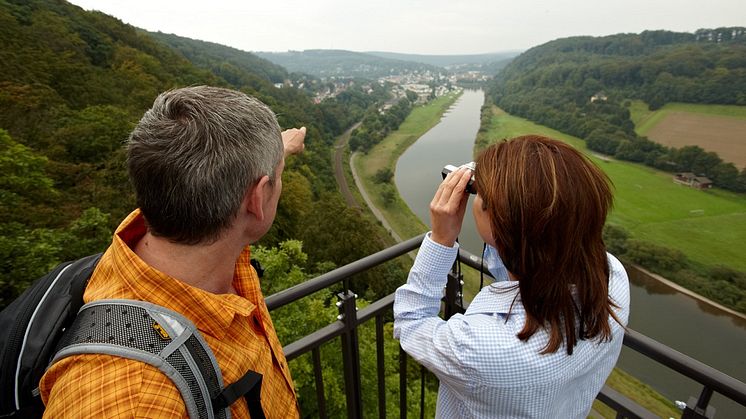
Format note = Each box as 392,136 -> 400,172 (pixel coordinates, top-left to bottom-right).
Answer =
475,135 -> 621,355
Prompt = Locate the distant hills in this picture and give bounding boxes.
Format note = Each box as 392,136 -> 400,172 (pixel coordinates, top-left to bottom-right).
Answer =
149,31 -> 289,84
254,49 -> 442,79
366,51 -> 518,73
254,49 -> 517,79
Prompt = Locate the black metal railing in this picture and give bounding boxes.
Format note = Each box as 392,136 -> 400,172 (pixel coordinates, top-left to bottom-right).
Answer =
265,233 -> 746,419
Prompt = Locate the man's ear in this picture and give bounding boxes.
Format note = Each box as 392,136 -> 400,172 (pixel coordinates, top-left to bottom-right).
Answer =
244,175 -> 271,221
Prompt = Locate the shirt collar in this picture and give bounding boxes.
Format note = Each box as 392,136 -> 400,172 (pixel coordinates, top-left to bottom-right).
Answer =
466,281 -> 525,315
110,210 -> 257,339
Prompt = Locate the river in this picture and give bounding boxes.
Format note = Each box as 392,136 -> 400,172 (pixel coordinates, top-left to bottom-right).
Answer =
395,89 -> 746,418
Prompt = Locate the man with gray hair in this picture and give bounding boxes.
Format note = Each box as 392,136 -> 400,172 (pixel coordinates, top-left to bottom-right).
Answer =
39,86 -> 305,418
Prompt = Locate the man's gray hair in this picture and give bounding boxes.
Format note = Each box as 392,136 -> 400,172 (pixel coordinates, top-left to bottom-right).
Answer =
127,86 -> 283,244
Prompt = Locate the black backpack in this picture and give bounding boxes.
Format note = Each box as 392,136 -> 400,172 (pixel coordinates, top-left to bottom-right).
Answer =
0,255 -> 265,419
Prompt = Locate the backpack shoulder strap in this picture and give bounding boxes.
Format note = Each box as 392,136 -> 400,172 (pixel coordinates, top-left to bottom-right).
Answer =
214,370 -> 266,419
51,299 -> 229,419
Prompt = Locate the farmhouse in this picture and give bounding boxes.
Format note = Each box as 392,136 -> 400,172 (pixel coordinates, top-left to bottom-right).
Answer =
673,172 -> 713,189
590,92 -> 608,103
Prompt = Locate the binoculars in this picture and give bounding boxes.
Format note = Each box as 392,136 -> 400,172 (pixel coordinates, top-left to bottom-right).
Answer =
441,162 -> 476,194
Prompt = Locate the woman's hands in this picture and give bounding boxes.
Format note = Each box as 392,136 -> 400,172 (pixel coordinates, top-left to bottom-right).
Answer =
429,167 -> 473,247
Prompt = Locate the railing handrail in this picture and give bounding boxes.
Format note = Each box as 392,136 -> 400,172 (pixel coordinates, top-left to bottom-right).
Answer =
623,328 -> 746,406
266,234 -> 746,415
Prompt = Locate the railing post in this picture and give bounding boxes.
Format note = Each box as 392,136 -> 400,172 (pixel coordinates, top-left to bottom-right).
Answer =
681,387 -> 716,419
337,290 -> 363,419
376,315 -> 386,419
311,348 -> 327,419
443,261 -> 466,320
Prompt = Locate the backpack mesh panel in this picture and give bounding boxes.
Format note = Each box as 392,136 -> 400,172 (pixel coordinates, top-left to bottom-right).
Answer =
56,304 -> 168,353
55,303 -> 226,419
164,349 -> 208,417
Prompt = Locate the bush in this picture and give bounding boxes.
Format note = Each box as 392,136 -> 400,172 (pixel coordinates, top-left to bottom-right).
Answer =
625,240 -> 688,273
374,168 -> 394,184
603,224 -> 630,255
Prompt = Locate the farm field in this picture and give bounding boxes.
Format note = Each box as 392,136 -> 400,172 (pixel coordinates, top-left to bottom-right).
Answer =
629,100 -> 746,168
478,106 -> 746,271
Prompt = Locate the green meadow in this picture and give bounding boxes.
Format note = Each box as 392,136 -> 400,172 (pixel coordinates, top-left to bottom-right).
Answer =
478,107 -> 746,271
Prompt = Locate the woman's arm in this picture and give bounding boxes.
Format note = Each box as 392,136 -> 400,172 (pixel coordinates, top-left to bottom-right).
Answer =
394,167 -> 478,390
393,234 -> 478,391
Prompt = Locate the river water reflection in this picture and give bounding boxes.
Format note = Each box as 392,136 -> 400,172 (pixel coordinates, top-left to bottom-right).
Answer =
395,89 -> 746,417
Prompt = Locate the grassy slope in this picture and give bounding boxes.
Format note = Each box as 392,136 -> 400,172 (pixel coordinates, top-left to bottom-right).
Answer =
479,107 -> 746,271
630,100 -> 746,136
592,369 -> 679,418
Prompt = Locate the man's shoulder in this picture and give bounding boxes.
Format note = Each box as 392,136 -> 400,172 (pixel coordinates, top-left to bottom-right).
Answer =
41,353 -> 185,417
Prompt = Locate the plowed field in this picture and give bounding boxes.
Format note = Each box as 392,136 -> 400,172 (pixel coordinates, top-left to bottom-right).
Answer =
646,112 -> 746,168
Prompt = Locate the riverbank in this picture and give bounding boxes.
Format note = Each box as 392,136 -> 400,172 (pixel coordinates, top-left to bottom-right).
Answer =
352,93 -> 459,241
629,263 -> 746,322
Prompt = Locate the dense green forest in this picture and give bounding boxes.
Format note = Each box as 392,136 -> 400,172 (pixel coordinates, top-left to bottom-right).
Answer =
0,0 -> 410,308
349,96 -> 415,152
149,31 -> 290,84
255,49 -> 444,79
0,0 -> 426,415
489,28 -> 746,192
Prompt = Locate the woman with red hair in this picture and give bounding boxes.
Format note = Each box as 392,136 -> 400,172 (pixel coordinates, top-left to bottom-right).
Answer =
394,135 -> 630,418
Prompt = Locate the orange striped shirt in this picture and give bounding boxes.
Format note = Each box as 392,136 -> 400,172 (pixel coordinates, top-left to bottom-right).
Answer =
40,210 -> 299,418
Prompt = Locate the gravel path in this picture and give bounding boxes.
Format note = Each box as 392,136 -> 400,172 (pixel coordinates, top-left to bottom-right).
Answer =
349,152 -> 406,244
333,122 -> 362,208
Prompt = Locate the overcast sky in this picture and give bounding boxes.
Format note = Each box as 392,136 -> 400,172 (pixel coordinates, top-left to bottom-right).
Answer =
68,0 -> 744,55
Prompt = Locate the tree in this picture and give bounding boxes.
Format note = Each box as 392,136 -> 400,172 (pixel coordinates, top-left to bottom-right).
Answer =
381,184 -> 397,206
0,129 -> 56,225
265,171 -> 314,244
673,145 -> 706,172
710,162 -> 740,191
0,206 -> 112,308
251,241 -> 345,417
603,224 -> 629,255
625,240 -> 688,273
52,105 -> 134,163
374,168 -> 394,184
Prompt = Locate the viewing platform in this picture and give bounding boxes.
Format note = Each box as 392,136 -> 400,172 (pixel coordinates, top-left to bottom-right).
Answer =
266,233 -> 746,419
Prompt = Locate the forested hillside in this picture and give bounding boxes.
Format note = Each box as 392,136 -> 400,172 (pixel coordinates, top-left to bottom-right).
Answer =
255,49 -> 443,79
149,31 -> 290,84
489,28 -> 746,192
0,0 -> 402,310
